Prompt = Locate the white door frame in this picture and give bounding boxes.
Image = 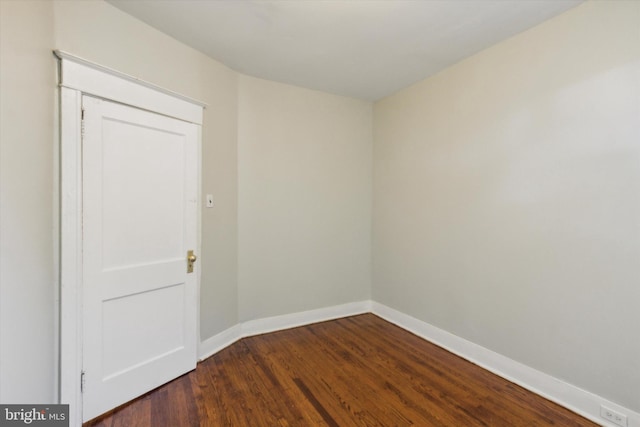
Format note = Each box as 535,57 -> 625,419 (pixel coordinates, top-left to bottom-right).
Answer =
56,51 -> 205,426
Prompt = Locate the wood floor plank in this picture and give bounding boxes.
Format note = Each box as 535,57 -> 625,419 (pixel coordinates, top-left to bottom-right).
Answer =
85,314 -> 598,427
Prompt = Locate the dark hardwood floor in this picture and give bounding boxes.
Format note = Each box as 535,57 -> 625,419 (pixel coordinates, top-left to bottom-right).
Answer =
85,314 -> 598,426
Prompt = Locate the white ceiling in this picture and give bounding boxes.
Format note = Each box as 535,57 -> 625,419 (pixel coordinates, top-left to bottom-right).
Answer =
107,0 -> 582,101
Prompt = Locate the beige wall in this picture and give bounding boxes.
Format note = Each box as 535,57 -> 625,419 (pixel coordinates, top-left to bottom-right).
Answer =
238,75 -> 372,321
52,0 -> 240,341
0,0 -> 56,403
373,0 -> 640,411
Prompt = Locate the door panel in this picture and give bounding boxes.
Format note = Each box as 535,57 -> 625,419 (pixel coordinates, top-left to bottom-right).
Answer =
82,95 -> 198,421
101,284 -> 185,379
100,118 -> 185,269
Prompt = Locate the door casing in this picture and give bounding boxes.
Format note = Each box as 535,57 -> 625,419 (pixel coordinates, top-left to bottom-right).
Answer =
56,50 -> 205,426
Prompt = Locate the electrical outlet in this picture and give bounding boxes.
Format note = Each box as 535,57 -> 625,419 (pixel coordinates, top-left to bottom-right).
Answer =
601,405 -> 627,427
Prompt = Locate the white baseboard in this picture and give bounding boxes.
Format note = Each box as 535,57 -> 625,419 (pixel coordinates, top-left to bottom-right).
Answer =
371,301 -> 640,427
198,300 -> 371,361
241,300 -> 372,337
198,323 -> 243,362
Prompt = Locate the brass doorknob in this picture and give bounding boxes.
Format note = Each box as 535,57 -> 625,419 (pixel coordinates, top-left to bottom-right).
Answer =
187,250 -> 197,273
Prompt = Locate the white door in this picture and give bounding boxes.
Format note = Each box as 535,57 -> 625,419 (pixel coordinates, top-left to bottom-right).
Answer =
81,95 -> 199,421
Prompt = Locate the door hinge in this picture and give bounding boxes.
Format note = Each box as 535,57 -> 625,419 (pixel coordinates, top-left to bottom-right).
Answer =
81,108 -> 85,138
80,370 -> 86,393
